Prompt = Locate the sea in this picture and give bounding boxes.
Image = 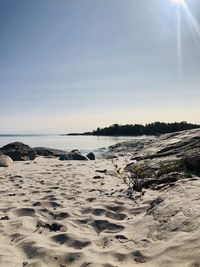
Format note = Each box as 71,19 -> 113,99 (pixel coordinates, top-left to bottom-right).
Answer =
0,135 -> 147,154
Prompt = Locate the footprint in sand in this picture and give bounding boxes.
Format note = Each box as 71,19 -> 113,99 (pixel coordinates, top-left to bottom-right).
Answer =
52,233 -> 91,249
91,219 -> 124,234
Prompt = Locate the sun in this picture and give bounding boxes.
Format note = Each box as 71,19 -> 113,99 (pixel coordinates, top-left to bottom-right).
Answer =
171,0 -> 185,5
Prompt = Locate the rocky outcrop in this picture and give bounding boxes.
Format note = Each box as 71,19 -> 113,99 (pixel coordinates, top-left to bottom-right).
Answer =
34,147 -> 67,157
108,139 -> 154,154
109,128 -> 200,162
108,128 -> 200,195
0,142 -> 37,161
0,155 -> 13,167
59,150 -> 88,161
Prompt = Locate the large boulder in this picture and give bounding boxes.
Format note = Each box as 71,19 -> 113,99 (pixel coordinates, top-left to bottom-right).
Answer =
0,155 -> 13,167
59,150 -> 88,161
0,142 -> 37,161
34,147 -> 68,157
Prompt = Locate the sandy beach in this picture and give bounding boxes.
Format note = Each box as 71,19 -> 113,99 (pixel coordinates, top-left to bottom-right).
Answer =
1,0 -> 200,265
1,133 -> 200,267
1,0 -> 200,264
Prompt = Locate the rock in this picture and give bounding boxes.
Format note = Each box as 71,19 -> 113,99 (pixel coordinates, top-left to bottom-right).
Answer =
107,128 -> 200,161
86,152 -> 95,160
59,151 -> 88,161
104,154 -> 118,160
98,152 -> 118,160
0,155 -> 13,167
93,175 -> 103,179
0,215 -> 10,220
108,139 -> 153,154
71,149 -> 81,153
34,147 -> 68,157
181,155 -> 200,173
95,169 -> 107,173
0,142 -> 36,161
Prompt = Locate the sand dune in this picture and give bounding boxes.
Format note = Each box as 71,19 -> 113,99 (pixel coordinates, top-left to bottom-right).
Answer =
0,155 -> 200,267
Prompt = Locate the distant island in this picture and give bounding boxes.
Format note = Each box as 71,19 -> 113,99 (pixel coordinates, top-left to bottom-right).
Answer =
65,121 -> 200,136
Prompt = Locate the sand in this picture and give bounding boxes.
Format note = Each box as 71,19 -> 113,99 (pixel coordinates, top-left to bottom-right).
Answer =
1,156 -> 200,267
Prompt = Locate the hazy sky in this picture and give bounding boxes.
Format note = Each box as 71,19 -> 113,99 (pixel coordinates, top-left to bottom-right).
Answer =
0,0 -> 200,133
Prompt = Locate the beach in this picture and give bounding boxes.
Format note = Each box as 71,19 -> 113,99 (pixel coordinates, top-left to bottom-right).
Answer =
0,129 -> 200,267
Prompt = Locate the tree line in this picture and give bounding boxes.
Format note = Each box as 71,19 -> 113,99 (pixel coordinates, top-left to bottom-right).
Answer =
92,121 -> 200,136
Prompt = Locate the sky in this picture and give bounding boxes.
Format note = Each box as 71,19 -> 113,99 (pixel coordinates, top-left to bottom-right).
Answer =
0,0 -> 200,133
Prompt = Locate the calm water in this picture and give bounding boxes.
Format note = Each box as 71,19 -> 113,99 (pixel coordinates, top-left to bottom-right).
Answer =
0,135 -> 147,153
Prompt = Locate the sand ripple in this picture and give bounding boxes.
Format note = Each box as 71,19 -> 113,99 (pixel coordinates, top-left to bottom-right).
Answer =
1,157 -> 200,266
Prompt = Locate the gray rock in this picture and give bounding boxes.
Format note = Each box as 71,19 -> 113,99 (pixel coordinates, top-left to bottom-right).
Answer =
104,154 -> 118,160
34,147 -> 68,157
86,152 -> 95,160
71,149 -> 81,154
59,151 -> 88,161
0,155 -> 13,167
0,142 -> 36,161
108,128 -> 200,162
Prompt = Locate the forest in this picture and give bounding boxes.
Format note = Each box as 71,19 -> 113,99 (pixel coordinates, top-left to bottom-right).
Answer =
92,121 -> 200,136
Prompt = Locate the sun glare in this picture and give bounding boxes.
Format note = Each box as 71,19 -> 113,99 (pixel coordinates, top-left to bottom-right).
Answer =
169,0 -> 200,84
